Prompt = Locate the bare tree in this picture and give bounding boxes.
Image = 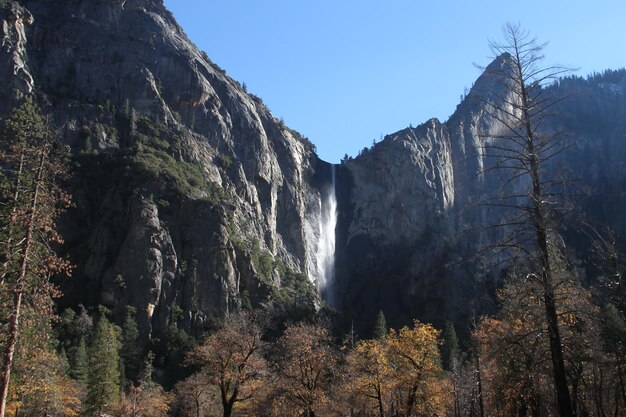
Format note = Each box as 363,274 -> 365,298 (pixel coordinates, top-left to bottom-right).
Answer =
477,23 -> 575,417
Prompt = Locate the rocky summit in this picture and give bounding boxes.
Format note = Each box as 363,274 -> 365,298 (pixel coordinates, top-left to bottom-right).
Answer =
2,0 -> 626,339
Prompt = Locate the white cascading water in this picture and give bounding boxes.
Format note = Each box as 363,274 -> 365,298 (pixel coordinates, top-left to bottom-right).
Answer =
316,164 -> 337,305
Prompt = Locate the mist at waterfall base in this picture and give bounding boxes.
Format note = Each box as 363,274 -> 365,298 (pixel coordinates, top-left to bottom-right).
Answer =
316,165 -> 338,306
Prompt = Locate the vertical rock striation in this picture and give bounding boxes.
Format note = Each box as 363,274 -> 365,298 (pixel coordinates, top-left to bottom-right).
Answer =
1,0 -> 625,338
336,57 -> 626,333
0,0 -> 332,336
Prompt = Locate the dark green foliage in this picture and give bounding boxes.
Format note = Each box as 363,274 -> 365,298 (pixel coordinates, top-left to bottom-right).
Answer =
216,154 -> 233,169
372,310 -> 387,339
441,321 -> 461,371
253,248 -> 274,283
138,351 -> 156,388
56,306 -> 93,381
151,323 -> 194,388
58,307 -> 88,342
250,94 -> 264,105
71,337 -> 88,382
131,141 -> 213,200
229,231 -> 317,321
74,305 -> 94,338
170,303 -> 184,321
58,308 -> 77,343
84,311 -> 122,415
234,238 -> 274,283
121,306 -> 142,383
603,304 -> 626,356
241,290 -> 253,312
272,262 -> 317,321
74,113 -> 228,205
79,126 -> 93,154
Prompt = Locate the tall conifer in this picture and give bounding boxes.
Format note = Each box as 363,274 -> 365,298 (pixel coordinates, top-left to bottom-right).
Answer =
372,310 -> 387,339
84,312 -> 121,415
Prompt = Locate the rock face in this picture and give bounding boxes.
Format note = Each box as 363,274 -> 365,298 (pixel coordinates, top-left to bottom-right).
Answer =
336,60 -> 626,334
2,0 -> 625,339
0,1 -> 34,101
0,0 -> 330,337
347,119 -> 455,244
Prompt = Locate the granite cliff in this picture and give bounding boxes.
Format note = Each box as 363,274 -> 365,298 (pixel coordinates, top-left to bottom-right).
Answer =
335,60 -> 626,333
2,0 -> 625,339
1,0 -> 331,338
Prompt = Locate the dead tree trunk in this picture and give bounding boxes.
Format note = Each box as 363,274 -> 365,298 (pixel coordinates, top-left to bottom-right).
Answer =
478,23 -> 574,417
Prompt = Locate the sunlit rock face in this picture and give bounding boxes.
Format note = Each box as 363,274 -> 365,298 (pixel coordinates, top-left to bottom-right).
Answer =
2,0 -> 625,338
335,57 -> 626,334
0,0 -> 333,337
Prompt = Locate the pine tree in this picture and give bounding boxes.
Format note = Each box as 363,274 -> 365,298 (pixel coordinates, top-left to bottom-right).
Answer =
121,306 -> 142,383
74,304 -> 93,338
603,304 -> 626,408
372,310 -> 387,339
441,321 -> 460,371
138,351 -> 156,388
0,98 -> 71,417
84,311 -> 122,415
71,337 -> 88,383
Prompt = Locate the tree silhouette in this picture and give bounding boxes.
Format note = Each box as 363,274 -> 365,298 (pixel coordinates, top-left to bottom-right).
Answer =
477,23 -> 574,417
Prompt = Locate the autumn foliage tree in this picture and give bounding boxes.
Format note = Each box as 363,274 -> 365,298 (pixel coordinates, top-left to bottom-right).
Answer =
473,268 -> 602,417
386,321 -> 451,417
273,322 -> 338,417
116,353 -> 171,417
341,320 -> 451,417
5,318 -> 81,417
0,98 -> 72,417
174,373 -> 215,417
343,338 -> 392,417
185,313 -> 267,417
116,385 -> 171,417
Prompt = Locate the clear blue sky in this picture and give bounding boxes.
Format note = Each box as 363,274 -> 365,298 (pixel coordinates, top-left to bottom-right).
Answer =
163,0 -> 626,163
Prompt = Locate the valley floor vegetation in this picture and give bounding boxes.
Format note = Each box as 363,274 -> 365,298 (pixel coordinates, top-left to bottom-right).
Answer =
1,27 -> 626,417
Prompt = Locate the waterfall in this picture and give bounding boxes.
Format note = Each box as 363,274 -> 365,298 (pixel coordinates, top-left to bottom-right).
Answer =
316,164 -> 337,305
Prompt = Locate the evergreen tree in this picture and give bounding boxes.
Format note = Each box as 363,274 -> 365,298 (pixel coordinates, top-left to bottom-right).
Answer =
121,306 -> 142,383
138,351 -> 156,388
59,308 -> 78,347
372,310 -> 387,339
441,321 -> 461,371
603,304 -> 626,351
153,322 -> 193,386
84,311 -> 122,415
603,304 -> 626,408
71,337 -> 88,383
74,304 -> 94,338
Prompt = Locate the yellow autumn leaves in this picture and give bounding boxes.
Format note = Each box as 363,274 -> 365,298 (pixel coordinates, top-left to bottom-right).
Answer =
176,316 -> 451,417
343,321 -> 451,417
